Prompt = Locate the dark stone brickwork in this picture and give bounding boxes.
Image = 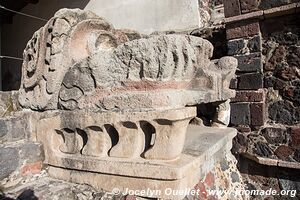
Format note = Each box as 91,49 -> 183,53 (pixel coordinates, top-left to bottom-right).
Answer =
225,2 -> 300,196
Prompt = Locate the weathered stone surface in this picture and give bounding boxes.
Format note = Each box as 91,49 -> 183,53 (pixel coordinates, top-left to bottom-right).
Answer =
238,72 -> 263,89
0,147 -> 19,180
261,127 -> 287,144
284,86 -> 300,106
0,91 -> 20,117
236,125 -> 252,133
294,149 -> 300,162
13,9 -> 239,198
226,21 -> 260,40
224,0 -> 241,17
248,35 -> 262,53
275,145 -> 295,161
265,45 -> 286,71
230,77 -> 238,89
0,114 -> 32,143
278,177 -> 300,194
212,100 -> 231,127
279,66 -> 300,81
232,132 -> 249,155
230,103 -> 250,125
250,102 -> 266,126
287,46 -> 300,69
259,0 -> 297,10
264,75 -> 288,90
2,151 -> 246,200
231,171 -> 240,183
40,125 -> 237,200
0,120 -> 8,140
20,161 -> 43,176
235,53 -> 262,72
227,35 -> 262,56
269,100 -> 300,125
240,0 -> 260,13
37,107 -> 196,161
290,127 -> 300,149
18,9 -> 237,112
231,89 -> 265,102
0,141 -> 45,180
227,39 -> 247,55
19,142 -> 44,164
254,142 -> 273,158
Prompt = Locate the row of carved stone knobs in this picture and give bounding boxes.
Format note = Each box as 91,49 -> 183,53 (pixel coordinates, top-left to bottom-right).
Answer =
55,119 -> 191,160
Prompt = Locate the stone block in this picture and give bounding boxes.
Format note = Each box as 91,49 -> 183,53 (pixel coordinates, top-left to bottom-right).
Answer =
227,36 -> 262,56
230,103 -> 251,125
248,35 -> 262,53
37,108 -> 196,161
284,86 -> 300,105
19,142 -> 44,164
261,127 -> 287,144
226,21 -> 260,40
227,38 -> 247,55
240,0 -> 260,13
265,46 -> 286,71
0,141 -> 45,180
268,100 -> 297,125
287,46 -> 300,69
236,125 -> 252,133
254,142 -> 273,157
224,0 -> 241,17
231,89 -> 265,102
238,72 -> 263,90
264,75 -> 287,90
0,147 -> 19,180
290,127 -> 300,149
43,125 -> 237,200
0,114 -> 31,143
250,102 -> 266,126
275,145 -> 294,161
259,0 -> 296,10
229,77 -> 238,89
235,53 -> 262,72
0,91 -> 20,117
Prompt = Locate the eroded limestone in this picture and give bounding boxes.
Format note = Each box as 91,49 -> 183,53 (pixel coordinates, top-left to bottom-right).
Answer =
18,9 -> 237,112
16,8 -> 238,199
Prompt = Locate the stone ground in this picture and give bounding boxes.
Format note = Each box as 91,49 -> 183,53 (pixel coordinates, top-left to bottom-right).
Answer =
0,169 -> 141,200
0,154 -> 246,200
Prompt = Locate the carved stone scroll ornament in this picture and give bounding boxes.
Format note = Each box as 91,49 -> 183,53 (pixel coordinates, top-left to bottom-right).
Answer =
19,9 -> 138,110
19,9 -> 237,111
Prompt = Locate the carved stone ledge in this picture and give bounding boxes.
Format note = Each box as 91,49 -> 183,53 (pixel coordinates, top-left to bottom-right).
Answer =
37,107 -> 196,161
46,125 -> 237,200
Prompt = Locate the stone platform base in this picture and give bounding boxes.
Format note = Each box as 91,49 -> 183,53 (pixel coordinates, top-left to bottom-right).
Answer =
47,125 -> 237,199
